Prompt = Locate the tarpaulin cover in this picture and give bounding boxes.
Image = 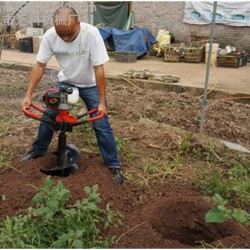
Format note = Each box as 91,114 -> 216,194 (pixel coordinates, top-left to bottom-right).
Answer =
98,26 -> 157,57
94,2 -> 129,30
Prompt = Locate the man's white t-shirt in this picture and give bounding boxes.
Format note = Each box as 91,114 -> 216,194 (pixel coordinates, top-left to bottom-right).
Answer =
37,22 -> 109,87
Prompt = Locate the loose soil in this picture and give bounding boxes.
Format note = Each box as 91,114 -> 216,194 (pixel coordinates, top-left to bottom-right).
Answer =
0,67 -> 250,248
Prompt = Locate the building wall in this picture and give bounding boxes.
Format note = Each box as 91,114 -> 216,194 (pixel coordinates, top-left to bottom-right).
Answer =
132,1 -> 250,54
0,1 -> 92,31
1,1 -> 250,54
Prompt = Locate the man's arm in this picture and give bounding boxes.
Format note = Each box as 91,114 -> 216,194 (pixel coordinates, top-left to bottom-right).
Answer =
22,62 -> 46,109
94,64 -> 107,114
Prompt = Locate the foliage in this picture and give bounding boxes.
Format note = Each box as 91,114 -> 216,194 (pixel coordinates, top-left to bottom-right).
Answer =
227,158 -> 250,206
205,194 -> 250,226
0,176 -> 122,248
200,154 -> 250,208
0,81 -> 27,97
115,136 -> 134,162
179,133 -> 216,162
0,147 -> 12,170
179,132 -> 194,154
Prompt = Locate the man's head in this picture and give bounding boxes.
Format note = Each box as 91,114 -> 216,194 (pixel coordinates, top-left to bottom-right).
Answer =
53,7 -> 80,43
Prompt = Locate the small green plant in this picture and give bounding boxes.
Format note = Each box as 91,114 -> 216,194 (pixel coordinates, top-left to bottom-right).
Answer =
0,195 -> 6,202
227,160 -> 250,206
179,133 -> 217,162
0,147 -> 24,175
200,169 -> 229,197
0,176 -> 122,248
199,155 -> 250,208
0,119 -> 9,139
179,132 -> 193,154
0,148 -> 12,169
205,194 -> 250,226
115,136 -> 134,162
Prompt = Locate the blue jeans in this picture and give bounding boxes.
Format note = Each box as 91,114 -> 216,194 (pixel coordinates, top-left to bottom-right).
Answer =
32,82 -> 120,169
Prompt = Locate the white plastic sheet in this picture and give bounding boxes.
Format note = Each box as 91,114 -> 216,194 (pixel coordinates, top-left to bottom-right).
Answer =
184,1 -> 250,27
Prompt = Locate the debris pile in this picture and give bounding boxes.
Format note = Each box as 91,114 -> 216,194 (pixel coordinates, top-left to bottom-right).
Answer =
120,70 -> 181,83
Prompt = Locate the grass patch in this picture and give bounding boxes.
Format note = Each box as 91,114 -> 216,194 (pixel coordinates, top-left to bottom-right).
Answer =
0,82 -> 27,96
115,136 -> 134,162
199,154 -> 250,208
124,152 -> 184,190
0,147 -> 12,169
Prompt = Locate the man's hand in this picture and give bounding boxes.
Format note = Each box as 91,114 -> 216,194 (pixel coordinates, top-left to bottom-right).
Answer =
22,62 -> 46,110
98,103 -> 107,114
94,65 -> 107,115
22,96 -> 32,110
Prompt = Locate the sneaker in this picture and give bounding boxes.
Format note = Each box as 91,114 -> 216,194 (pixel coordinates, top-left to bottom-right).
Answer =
20,150 -> 46,162
109,168 -> 124,185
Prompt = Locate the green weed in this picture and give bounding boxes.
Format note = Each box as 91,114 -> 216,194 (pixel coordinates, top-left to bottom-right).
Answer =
0,120 -> 8,139
200,169 -> 229,197
205,194 -> 250,226
179,132 -> 193,154
0,176 -> 123,248
0,195 -> 6,202
199,154 -> 250,208
115,136 -> 134,162
0,148 -> 12,170
179,133 -> 217,162
124,153 -> 183,190
227,159 -> 250,207
0,82 -> 27,96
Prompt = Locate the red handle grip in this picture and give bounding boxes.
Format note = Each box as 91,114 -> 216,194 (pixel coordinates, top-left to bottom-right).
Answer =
23,103 -> 105,123
86,108 -> 105,122
22,103 -> 44,121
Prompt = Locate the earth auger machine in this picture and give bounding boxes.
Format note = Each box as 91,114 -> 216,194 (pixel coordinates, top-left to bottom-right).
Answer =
22,86 -> 104,177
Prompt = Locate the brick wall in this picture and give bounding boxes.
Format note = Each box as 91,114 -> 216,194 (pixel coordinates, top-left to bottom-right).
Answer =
132,1 -> 250,54
1,1 -> 250,54
0,1 -> 91,31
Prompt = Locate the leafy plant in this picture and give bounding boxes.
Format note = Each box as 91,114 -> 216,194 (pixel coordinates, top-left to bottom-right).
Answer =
227,160 -> 250,206
199,154 -> 250,208
179,133 -> 217,162
205,194 -> 250,225
0,176 -> 122,248
179,132 -> 193,154
200,170 -> 229,197
115,136 -> 134,162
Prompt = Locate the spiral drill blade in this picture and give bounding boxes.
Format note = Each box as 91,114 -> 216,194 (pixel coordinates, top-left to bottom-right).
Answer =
40,144 -> 80,177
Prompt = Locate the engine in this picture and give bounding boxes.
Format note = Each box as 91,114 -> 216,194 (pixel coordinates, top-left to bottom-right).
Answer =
43,86 -> 79,111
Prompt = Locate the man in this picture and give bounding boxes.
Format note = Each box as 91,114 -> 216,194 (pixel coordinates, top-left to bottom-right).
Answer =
21,7 -> 124,185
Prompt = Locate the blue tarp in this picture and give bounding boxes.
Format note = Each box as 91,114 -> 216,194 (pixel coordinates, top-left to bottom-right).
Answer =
98,26 -> 157,57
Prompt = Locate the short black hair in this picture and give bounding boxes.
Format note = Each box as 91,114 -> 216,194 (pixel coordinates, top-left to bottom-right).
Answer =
53,6 -> 78,23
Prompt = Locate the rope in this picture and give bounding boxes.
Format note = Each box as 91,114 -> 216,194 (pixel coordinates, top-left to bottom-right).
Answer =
210,96 -> 250,102
198,62 -> 250,103
198,62 -> 218,98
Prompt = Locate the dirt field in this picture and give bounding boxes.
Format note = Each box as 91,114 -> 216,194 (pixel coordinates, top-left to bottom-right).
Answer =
0,67 -> 250,248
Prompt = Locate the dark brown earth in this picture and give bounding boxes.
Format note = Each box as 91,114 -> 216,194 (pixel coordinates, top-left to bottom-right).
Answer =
0,67 -> 250,248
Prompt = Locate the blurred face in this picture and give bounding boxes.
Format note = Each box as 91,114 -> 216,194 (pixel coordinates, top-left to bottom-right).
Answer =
54,14 -> 80,43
